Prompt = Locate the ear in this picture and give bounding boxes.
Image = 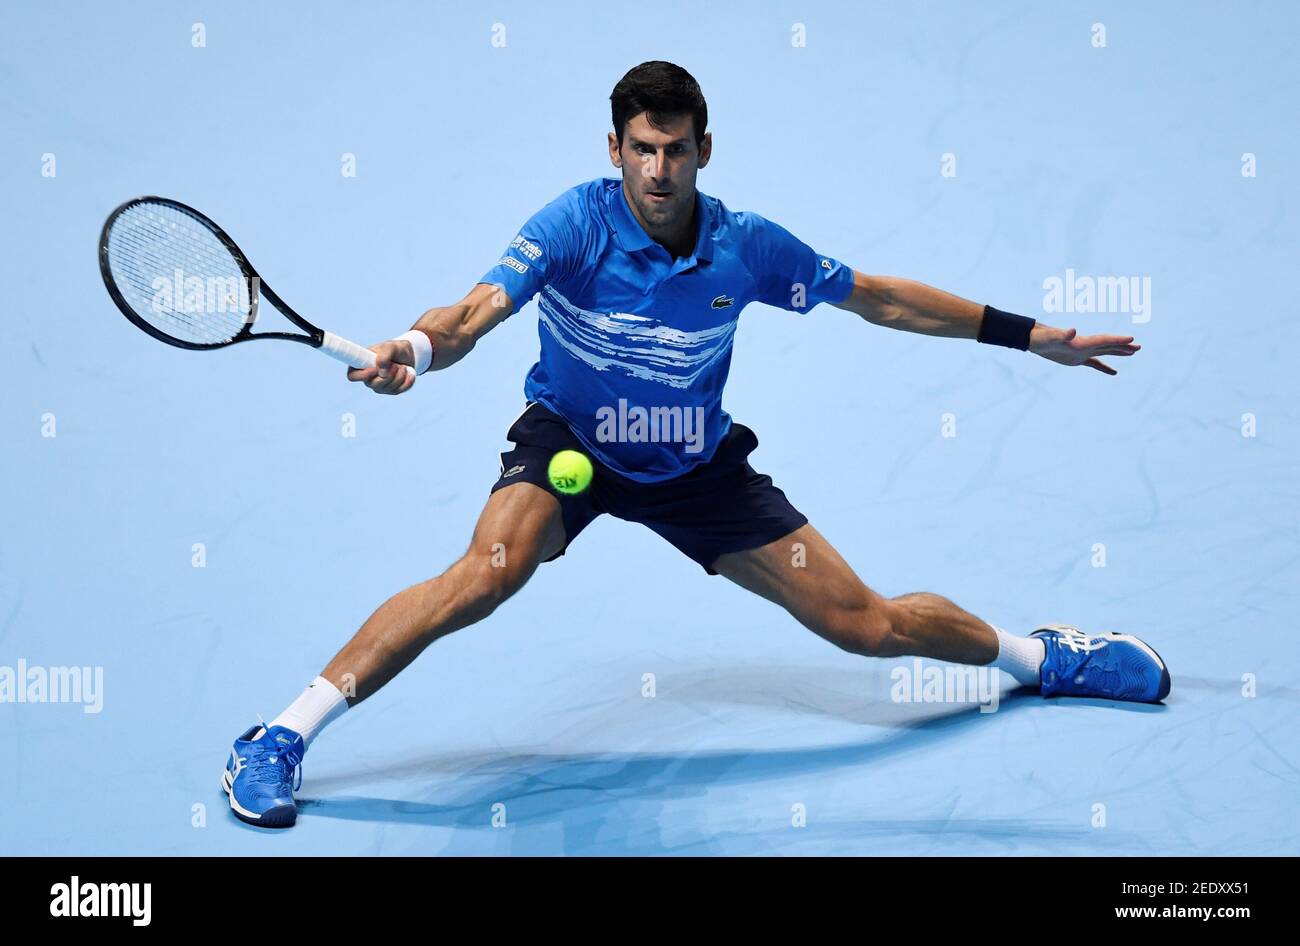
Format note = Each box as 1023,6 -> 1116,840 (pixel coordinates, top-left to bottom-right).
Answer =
697,131 -> 712,169
607,132 -> 623,169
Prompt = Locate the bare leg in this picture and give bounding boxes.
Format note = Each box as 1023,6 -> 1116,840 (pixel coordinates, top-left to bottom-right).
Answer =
711,523 -> 997,664
321,482 -> 566,703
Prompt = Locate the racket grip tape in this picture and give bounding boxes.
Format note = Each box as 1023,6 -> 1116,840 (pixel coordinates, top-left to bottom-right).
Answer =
318,331 -> 416,379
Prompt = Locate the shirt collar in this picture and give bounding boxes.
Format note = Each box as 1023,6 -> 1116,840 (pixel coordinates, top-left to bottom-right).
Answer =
609,179 -> 714,264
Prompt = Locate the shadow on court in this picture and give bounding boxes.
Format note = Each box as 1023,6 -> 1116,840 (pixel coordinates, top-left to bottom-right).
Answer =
289,679 -> 1162,852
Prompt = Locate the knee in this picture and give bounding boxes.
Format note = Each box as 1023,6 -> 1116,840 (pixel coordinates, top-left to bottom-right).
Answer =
446,551 -> 530,622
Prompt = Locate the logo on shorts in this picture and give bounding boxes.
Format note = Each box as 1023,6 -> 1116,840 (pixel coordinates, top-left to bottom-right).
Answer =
711,294 -> 734,310
504,464 -> 526,478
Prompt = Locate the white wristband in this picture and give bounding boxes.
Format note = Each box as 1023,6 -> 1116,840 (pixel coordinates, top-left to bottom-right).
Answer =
396,329 -> 434,375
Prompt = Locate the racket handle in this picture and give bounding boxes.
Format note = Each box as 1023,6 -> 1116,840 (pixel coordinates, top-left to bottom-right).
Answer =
319,331 -> 416,379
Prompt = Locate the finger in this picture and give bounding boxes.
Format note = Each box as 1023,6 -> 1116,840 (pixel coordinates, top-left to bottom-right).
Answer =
1085,358 -> 1117,376
1078,334 -> 1137,349
373,360 -> 405,385
1082,341 -> 1140,356
388,369 -> 412,395
348,365 -> 380,383
379,367 -> 412,395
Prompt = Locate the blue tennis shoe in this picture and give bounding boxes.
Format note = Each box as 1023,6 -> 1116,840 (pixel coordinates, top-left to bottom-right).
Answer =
221,723 -> 305,828
1032,624 -> 1171,703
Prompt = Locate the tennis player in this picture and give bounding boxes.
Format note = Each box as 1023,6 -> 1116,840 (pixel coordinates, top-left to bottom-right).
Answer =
223,61 -> 1169,828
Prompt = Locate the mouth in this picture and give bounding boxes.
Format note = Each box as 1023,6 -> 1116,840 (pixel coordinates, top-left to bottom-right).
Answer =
645,189 -> 672,203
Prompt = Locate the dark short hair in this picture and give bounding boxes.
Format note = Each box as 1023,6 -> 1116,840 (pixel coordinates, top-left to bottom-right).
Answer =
610,61 -> 708,147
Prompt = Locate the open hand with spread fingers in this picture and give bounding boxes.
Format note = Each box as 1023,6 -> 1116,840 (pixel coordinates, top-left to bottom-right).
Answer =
1029,325 -> 1141,375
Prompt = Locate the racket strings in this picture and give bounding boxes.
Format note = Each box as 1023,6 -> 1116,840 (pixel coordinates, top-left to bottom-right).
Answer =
105,202 -> 254,346
111,229 -> 225,340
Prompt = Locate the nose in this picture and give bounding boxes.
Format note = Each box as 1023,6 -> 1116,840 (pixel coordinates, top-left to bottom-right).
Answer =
641,149 -> 668,183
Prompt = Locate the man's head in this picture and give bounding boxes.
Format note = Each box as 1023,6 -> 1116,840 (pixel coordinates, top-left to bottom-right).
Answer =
608,61 -> 711,236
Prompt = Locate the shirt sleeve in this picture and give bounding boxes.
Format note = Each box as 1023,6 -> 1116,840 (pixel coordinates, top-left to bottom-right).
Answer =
478,191 -> 583,316
739,211 -> 854,313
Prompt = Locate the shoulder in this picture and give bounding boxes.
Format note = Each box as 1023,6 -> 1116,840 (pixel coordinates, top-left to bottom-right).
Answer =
728,207 -> 791,245
532,179 -> 610,227
712,200 -> 802,271
525,181 -> 615,259
702,194 -> 790,247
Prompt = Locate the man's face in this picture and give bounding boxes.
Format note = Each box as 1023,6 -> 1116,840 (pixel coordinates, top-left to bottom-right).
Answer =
608,112 -> 711,233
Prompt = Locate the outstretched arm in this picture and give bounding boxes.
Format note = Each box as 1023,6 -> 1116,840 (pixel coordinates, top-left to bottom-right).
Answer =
832,271 -> 1140,375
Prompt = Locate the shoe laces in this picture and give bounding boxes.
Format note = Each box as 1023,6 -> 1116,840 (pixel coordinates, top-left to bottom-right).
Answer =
1054,627 -> 1109,655
246,717 -> 303,791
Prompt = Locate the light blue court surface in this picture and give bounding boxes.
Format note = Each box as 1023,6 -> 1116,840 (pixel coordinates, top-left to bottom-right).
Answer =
2,2 -> 1298,855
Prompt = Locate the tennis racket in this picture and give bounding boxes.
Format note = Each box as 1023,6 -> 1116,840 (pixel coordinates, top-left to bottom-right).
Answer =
99,196 -> 413,379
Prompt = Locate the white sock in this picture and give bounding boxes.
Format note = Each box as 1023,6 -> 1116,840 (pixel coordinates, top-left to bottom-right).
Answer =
990,627 -> 1045,687
268,676 -> 348,747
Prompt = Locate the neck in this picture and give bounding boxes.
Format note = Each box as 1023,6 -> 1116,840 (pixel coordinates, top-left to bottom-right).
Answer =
622,184 -> 696,258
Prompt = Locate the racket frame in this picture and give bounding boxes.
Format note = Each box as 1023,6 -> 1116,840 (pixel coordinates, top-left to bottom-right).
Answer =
99,196 -> 331,353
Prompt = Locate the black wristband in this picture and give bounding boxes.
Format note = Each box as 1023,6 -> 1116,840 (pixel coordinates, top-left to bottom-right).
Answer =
977,305 -> 1036,351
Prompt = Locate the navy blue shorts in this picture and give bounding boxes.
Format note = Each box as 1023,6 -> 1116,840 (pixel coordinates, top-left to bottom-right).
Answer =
490,403 -> 807,574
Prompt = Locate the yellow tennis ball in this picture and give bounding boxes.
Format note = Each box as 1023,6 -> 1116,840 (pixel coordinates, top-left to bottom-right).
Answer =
548,449 -> 593,495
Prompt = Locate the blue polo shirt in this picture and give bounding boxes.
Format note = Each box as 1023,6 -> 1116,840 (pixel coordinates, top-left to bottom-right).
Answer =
480,178 -> 853,483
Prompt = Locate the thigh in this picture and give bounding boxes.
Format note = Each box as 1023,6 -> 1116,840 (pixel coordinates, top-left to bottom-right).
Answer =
627,423 -> 807,573
712,522 -> 889,642
490,403 -> 603,562
471,480 -> 568,575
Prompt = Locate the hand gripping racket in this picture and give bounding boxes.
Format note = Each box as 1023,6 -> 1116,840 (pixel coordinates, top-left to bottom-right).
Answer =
99,196 -> 413,379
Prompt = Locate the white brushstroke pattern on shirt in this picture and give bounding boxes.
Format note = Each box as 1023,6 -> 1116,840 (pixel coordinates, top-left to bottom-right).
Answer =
538,286 -> 736,389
